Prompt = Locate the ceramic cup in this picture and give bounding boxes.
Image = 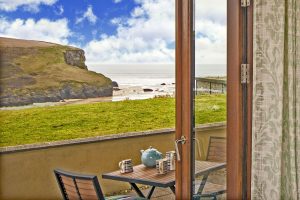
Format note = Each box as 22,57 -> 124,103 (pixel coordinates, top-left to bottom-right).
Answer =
119,159 -> 133,174
156,158 -> 168,174
166,151 -> 176,171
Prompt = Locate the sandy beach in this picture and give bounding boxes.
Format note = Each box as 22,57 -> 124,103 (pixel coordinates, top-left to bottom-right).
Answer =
60,84 -> 175,105
0,83 -> 175,110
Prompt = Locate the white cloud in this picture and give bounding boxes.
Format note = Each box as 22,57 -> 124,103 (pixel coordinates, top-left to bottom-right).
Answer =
54,5 -> 64,15
0,0 -> 57,12
84,0 -> 226,64
194,0 -> 227,64
113,0 -> 123,3
131,7 -> 145,18
194,21 -> 226,64
0,17 -> 71,44
84,0 -> 175,64
195,0 -> 226,24
110,17 -> 123,25
76,5 -> 98,25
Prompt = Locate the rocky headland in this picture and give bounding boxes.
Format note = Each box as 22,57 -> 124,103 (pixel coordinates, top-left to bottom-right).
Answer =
0,37 -> 113,107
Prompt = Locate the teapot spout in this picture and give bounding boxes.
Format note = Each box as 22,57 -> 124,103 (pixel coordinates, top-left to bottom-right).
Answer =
140,150 -> 144,154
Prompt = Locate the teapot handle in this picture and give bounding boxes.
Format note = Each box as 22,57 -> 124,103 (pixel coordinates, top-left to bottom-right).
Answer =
140,150 -> 144,154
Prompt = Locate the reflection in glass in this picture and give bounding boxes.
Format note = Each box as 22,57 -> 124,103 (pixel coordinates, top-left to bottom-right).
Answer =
193,0 -> 227,199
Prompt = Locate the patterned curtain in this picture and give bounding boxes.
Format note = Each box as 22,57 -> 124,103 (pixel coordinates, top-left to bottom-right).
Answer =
251,0 -> 300,199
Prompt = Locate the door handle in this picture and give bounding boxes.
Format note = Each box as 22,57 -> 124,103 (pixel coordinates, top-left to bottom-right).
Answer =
175,136 -> 187,161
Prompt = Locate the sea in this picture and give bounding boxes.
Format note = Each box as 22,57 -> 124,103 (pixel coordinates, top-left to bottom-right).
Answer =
0,64 -> 226,110
88,64 -> 226,87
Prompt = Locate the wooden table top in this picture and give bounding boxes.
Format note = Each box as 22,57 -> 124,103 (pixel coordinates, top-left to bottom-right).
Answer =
102,161 -> 226,188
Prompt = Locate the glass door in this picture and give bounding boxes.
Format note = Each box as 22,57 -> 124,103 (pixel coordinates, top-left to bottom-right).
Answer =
193,0 -> 227,199
175,0 -> 251,199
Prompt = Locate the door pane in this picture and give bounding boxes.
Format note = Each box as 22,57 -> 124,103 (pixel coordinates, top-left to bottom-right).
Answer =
193,0 -> 227,199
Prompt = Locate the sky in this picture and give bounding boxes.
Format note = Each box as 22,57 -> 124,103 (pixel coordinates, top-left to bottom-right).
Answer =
0,0 -> 226,65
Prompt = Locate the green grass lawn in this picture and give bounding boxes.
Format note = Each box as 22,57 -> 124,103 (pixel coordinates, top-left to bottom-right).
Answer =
0,94 -> 226,147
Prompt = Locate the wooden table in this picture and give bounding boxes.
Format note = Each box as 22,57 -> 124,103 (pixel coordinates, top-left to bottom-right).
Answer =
102,161 -> 226,199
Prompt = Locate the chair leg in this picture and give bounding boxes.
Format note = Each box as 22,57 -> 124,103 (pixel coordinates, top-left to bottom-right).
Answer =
192,195 -> 200,200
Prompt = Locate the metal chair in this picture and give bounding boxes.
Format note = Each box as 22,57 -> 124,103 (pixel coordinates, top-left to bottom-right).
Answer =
194,137 -> 226,200
54,169 -> 146,200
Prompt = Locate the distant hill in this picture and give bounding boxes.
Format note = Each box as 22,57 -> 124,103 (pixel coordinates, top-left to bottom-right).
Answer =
0,37 -> 112,107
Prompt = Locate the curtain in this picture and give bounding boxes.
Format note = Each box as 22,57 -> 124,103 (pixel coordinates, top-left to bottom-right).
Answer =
251,0 -> 300,199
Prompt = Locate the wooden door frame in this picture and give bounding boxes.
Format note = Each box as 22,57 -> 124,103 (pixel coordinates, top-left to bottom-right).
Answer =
175,0 -> 194,199
227,1 -> 253,199
175,0 -> 253,199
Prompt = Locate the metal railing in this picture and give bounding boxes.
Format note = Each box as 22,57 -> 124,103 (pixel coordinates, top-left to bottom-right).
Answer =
195,78 -> 227,94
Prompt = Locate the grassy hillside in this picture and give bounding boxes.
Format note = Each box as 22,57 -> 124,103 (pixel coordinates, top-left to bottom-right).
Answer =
0,94 -> 226,147
2,45 -> 111,87
0,37 -> 112,106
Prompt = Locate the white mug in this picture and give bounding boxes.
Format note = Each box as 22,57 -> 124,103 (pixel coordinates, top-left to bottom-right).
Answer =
119,159 -> 133,174
156,158 -> 168,174
166,151 -> 176,171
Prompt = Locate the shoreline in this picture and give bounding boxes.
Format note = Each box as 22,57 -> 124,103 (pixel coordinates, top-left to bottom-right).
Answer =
0,76 -> 227,111
0,84 -> 175,111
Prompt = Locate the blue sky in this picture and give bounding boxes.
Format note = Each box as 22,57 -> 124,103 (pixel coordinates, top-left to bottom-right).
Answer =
0,0 -> 137,45
0,0 -> 226,65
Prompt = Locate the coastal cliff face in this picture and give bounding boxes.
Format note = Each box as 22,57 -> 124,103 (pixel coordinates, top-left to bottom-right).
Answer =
64,50 -> 87,70
0,37 -> 113,107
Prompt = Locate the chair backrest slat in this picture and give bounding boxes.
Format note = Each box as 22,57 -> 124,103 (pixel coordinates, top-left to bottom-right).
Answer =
206,137 -> 226,162
54,169 -> 105,200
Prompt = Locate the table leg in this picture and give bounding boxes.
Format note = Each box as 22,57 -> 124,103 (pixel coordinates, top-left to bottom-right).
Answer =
129,183 -> 145,198
146,186 -> 156,199
197,173 -> 209,194
170,185 -> 176,194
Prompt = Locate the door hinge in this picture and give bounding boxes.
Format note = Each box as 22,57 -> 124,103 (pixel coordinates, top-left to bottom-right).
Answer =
241,64 -> 250,84
241,0 -> 250,7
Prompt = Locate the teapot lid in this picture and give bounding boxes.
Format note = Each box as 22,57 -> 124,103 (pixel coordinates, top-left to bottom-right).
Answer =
145,146 -> 160,153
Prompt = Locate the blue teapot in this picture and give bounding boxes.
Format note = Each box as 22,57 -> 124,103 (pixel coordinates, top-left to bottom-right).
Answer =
140,146 -> 163,168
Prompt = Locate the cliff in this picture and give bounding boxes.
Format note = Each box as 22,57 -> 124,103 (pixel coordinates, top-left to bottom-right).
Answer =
0,37 -> 113,107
